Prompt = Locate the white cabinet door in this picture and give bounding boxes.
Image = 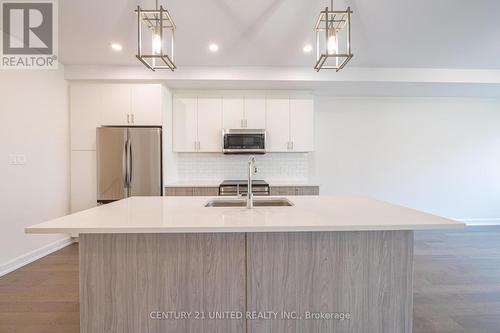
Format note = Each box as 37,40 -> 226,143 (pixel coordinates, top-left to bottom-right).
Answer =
197,97 -> 223,152
265,97 -> 290,152
131,84 -> 162,125
70,84 -> 102,150
290,97 -> 314,152
173,97 -> 198,152
222,97 -> 244,129
100,85 -> 131,126
244,96 -> 266,129
70,150 -> 97,213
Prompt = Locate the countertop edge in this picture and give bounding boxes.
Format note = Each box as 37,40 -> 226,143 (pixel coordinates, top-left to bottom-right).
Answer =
25,222 -> 466,234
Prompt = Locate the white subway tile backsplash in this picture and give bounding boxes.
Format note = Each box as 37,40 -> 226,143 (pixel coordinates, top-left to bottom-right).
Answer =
176,153 -> 310,181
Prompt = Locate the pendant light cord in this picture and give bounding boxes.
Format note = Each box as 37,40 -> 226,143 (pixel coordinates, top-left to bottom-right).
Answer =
154,0 -> 159,28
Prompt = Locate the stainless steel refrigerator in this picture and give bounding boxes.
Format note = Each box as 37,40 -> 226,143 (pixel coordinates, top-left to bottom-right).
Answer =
96,127 -> 162,203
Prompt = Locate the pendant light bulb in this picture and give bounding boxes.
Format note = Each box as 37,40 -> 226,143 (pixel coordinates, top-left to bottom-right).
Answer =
152,28 -> 162,55
327,29 -> 338,55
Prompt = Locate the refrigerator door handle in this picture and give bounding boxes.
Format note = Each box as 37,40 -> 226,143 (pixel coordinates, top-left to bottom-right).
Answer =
123,139 -> 129,189
128,139 -> 133,190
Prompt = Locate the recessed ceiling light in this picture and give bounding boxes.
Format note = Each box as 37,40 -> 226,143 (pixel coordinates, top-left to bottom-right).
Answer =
303,44 -> 313,53
209,43 -> 219,52
110,42 -> 123,52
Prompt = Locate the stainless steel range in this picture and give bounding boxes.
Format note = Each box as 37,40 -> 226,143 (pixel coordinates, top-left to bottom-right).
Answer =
219,180 -> 270,197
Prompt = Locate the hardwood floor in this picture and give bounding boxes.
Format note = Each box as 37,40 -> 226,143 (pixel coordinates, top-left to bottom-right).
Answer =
413,226 -> 500,333
0,226 -> 499,333
0,244 -> 79,333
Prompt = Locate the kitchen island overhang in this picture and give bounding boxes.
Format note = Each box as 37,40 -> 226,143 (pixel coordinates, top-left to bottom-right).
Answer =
26,196 -> 464,333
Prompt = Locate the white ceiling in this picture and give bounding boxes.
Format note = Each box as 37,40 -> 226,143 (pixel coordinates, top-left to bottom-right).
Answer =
59,0 -> 500,69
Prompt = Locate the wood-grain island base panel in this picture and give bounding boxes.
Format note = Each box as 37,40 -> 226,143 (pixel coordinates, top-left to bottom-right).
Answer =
79,233 -> 246,333
247,231 -> 413,333
79,231 -> 413,333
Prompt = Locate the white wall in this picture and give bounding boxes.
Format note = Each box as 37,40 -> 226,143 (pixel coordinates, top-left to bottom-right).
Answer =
312,97 -> 500,222
0,67 -> 71,276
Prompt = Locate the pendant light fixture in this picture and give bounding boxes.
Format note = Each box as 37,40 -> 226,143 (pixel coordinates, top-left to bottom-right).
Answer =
135,0 -> 176,71
313,0 -> 353,71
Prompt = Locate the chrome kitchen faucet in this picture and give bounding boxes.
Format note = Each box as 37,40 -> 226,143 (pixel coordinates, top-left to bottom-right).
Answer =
247,156 -> 257,209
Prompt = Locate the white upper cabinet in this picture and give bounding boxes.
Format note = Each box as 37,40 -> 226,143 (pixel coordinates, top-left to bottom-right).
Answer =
222,96 -> 266,129
100,85 -> 131,126
222,97 -> 244,129
266,97 -> 290,152
290,97 -> 314,152
172,93 -> 313,153
131,84 -> 163,125
173,97 -> 198,152
70,83 -> 164,150
265,96 -> 314,153
197,97 -> 223,152
244,96 -> 266,129
70,84 -> 102,150
173,96 -> 223,152
100,84 -> 162,126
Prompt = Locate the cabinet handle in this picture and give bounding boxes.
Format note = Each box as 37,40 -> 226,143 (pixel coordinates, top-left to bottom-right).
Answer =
194,141 -> 197,151
241,119 -> 245,128
197,141 -> 201,150
291,141 -> 294,150
127,114 -> 130,124
131,114 -> 135,124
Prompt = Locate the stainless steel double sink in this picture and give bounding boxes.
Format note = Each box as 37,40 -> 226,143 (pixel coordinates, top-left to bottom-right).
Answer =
205,197 -> 293,207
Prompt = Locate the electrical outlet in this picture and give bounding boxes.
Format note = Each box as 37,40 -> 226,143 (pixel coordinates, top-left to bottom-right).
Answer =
17,155 -> 26,165
8,154 -> 27,165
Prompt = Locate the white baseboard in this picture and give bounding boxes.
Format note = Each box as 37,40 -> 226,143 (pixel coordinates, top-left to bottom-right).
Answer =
457,218 -> 500,226
0,237 -> 75,277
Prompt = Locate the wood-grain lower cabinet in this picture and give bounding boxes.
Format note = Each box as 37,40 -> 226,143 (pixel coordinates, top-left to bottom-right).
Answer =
166,186 -> 319,196
165,187 -> 219,196
270,186 -> 319,196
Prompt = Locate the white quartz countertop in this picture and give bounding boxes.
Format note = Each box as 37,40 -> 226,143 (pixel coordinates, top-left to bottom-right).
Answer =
164,180 -> 320,187
25,196 -> 464,234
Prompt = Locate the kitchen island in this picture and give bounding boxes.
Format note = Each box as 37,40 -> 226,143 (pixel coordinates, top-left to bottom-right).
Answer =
26,196 -> 464,333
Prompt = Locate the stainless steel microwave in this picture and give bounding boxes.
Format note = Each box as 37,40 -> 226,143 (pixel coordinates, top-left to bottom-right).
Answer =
222,129 -> 266,154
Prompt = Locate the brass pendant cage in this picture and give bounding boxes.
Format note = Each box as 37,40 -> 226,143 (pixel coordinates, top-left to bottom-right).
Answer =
135,4 -> 176,71
314,4 -> 353,72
